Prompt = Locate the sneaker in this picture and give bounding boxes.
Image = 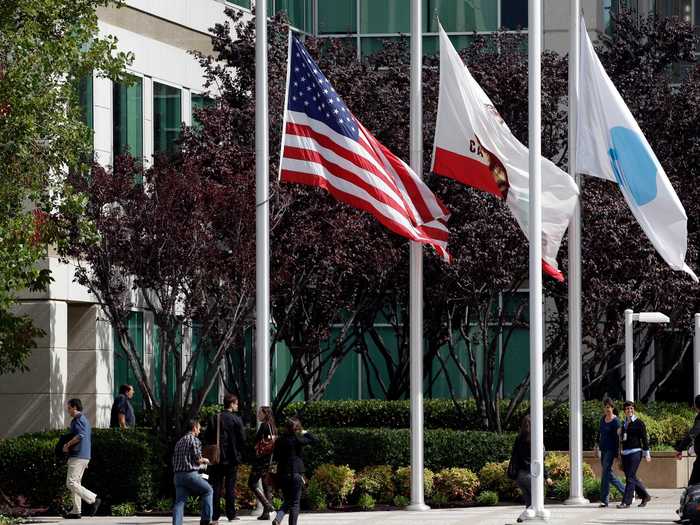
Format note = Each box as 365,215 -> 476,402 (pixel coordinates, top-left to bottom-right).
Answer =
639,495 -> 651,507
616,503 -> 630,509
598,503 -> 608,507
517,508 -> 536,522
63,514 -> 81,520
90,498 -> 101,517
272,520 -> 279,525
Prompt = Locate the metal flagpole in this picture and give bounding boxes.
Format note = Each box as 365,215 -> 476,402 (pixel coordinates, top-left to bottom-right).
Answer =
406,0 -> 429,512
565,0 -> 589,506
695,314 -> 700,396
624,309 -> 634,401
255,0 -> 270,412
528,0 -> 550,520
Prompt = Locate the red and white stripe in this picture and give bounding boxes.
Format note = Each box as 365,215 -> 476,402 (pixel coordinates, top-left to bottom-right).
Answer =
280,110 -> 451,262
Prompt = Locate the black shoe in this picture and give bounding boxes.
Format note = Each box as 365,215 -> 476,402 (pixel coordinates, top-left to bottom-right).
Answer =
639,495 -> 651,507
90,498 -> 101,516
63,514 -> 81,519
616,503 -> 630,509
258,514 -> 270,521
228,518 -> 240,522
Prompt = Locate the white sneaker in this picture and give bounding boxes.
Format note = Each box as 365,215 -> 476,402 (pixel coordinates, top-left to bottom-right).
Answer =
517,508 -> 536,522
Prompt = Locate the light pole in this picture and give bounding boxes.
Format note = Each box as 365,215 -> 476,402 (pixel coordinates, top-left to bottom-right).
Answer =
694,314 -> 700,396
624,309 -> 670,401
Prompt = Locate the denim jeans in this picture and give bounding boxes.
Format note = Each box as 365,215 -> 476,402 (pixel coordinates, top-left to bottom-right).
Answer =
274,474 -> 304,525
600,449 -> 625,504
622,451 -> 649,505
173,471 -> 213,525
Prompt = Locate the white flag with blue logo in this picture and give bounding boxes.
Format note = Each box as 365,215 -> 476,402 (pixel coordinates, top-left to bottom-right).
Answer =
576,16 -> 697,282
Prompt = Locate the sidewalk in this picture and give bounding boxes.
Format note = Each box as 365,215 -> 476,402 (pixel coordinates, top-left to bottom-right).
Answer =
30,489 -> 684,525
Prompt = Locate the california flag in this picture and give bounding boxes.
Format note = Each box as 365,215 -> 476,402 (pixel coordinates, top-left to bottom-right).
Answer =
576,17 -> 697,282
431,25 -> 579,281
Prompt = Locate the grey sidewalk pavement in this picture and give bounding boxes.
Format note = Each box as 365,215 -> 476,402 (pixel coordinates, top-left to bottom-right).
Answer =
30,489 -> 686,525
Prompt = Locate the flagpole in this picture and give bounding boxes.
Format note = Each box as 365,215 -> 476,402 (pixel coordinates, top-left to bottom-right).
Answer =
407,0 -> 428,512
528,0 -> 550,520
255,0 -> 270,412
565,0 -> 589,507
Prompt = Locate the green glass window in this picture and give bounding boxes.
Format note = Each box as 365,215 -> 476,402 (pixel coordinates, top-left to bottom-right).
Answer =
501,0 -> 528,29
656,0 -> 693,21
113,76 -> 143,160
275,0 -> 313,32
153,82 -> 181,155
226,0 -> 251,8
191,323 -> 219,405
152,322 -> 179,404
360,36 -> 400,57
78,75 -> 93,130
113,312 -> 144,408
318,0 -> 357,34
191,93 -> 216,130
361,0 -> 410,33
424,0 -> 498,32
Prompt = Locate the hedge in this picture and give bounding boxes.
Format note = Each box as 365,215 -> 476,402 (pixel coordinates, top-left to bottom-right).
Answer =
279,399 -> 694,449
0,429 -> 161,512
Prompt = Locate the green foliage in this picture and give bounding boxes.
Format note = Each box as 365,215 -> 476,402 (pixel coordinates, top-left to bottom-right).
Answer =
0,516 -> 22,525
394,467 -> 434,498
392,495 -> 409,507
550,477 -> 570,501
0,429 -> 160,511
110,502 -> 136,517
185,496 -> 199,516
433,468 -> 480,502
310,464 -> 355,507
271,496 -> 283,511
152,498 -> 172,512
430,492 -> 449,506
305,479 -> 327,511
476,490 -> 499,506
478,462 -> 520,501
354,465 -> 395,504
356,493 -> 375,510
235,465 -> 257,510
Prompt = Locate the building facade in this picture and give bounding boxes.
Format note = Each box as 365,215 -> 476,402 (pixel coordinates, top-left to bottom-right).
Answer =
1,0 -> 695,437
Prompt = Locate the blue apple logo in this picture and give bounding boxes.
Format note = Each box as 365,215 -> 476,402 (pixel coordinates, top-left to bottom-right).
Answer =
608,126 -> 658,206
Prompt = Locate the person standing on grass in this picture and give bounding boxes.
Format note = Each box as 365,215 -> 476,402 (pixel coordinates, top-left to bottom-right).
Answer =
617,400 -> 652,508
675,394 -> 700,485
596,397 -> 626,507
272,417 -> 318,525
63,398 -> 100,519
248,406 -> 277,520
110,384 -> 136,429
172,419 -> 212,525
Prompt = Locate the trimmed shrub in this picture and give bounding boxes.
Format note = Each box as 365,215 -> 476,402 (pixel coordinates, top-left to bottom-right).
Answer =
305,479 -> 327,511
392,495 -> 409,507
544,453 -> 594,482
394,467 -> 434,498
111,502 -> 136,516
476,490 -> 499,506
433,468 -> 480,503
357,493 -> 375,510
478,461 -> 520,501
355,466 -> 395,504
310,464 -> 355,507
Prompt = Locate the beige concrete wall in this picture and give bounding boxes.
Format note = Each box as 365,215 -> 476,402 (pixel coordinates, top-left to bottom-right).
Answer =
583,450 -> 695,489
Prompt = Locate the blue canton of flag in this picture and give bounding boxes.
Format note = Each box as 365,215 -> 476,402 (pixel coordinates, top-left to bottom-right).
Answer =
287,36 -> 359,141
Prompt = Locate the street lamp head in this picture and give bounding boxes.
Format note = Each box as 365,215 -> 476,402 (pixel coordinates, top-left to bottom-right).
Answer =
635,312 -> 670,323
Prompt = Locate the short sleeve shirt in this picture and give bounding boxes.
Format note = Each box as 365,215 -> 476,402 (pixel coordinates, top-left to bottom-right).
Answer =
69,413 -> 92,460
110,394 -> 135,428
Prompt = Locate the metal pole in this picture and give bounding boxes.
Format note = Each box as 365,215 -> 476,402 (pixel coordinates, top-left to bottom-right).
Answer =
406,0 -> 428,512
624,309 -> 634,402
694,314 -> 700,396
255,0 -> 270,411
529,0 -> 549,520
565,0 -> 588,507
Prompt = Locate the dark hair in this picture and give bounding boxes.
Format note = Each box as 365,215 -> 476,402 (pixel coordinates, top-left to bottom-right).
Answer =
623,400 -> 635,409
119,384 -> 133,395
187,419 -> 200,431
224,394 -> 238,409
602,397 -> 614,408
694,395 -> 700,410
259,406 -> 277,435
67,398 -> 83,412
519,415 -> 531,441
284,416 -> 302,435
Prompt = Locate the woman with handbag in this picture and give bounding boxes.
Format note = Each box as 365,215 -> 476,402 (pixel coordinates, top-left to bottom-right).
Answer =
272,417 -> 318,525
248,406 -> 277,520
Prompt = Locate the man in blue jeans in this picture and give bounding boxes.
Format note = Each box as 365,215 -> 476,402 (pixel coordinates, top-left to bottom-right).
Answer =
172,419 -> 212,525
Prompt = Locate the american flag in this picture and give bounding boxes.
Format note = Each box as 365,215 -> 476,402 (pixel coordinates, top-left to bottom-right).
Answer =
279,35 -> 451,262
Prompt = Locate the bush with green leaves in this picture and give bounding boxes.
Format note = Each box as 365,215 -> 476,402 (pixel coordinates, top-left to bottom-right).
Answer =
152,498 -> 172,512
354,465 -> 395,504
478,462 -> 520,501
311,464 -> 355,507
392,495 -> 409,507
305,479 -> 327,511
111,502 -> 136,517
357,493 -> 375,510
433,468 -> 480,503
476,490 -> 499,506
234,464 -> 258,509
394,467 -> 434,499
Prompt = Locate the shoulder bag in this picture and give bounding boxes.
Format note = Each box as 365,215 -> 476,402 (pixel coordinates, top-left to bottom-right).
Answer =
255,424 -> 276,457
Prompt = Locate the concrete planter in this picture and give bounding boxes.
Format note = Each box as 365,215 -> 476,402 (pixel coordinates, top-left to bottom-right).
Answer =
581,450 -> 694,489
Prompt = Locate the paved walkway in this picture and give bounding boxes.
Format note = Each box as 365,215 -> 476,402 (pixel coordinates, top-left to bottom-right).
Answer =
31,489 -> 685,525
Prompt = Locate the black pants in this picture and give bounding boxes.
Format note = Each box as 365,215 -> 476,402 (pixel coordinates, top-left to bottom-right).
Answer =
247,461 -> 273,506
622,451 -> 649,505
278,474 -> 303,525
690,457 -> 700,486
209,463 -> 238,520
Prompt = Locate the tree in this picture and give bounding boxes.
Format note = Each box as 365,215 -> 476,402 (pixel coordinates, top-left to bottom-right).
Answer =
0,0 -> 130,374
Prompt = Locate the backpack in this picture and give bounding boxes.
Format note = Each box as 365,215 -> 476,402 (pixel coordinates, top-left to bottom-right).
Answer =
679,483 -> 700,524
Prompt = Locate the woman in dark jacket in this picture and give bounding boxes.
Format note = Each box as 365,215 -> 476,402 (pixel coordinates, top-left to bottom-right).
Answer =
272,417 -> 318,525
511,415 -> 552,523
617,400 -> 652,508
248,406 -> 276,520
596,397 -> 626,507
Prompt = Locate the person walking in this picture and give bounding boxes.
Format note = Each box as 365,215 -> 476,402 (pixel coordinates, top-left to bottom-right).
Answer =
596,397 -> 626,507
63,398 -> 100,519
675,394 -> 700,485
248,406 -> 277,520
110,384 -> 136,429
272,417 -> 318,525
510,415 -> 552,523
204,394 -> 246,523
617,400 -> 652,508
172,419 -> 212,525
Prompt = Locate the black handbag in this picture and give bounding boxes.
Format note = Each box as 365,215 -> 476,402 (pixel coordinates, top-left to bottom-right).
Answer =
55,433 -> 73,460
